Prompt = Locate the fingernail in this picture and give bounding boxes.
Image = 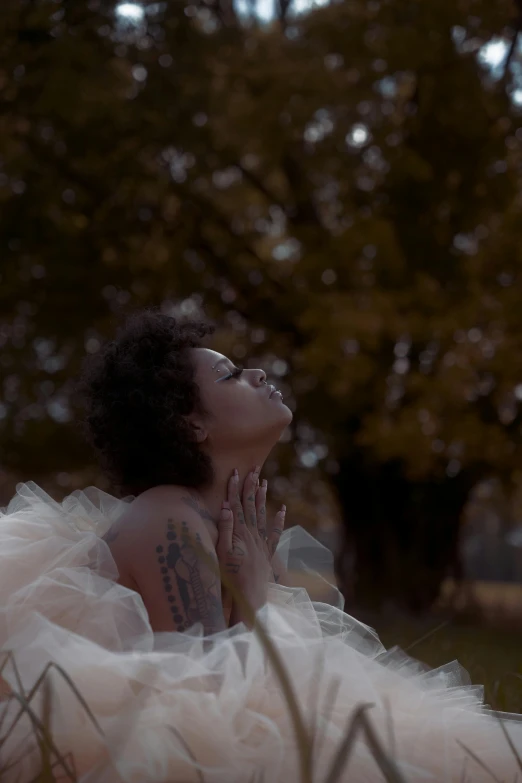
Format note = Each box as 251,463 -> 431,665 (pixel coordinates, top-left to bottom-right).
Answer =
222,500 -> 230,509
281,504 -> 286,514
262,479 -> 267,489
233,468 -> 239,480
255,464 -> 261,474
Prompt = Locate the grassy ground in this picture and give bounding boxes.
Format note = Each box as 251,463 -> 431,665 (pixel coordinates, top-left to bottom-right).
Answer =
375,580 -> 522,713
294,570 -> 522,714
374,617 -> 522,714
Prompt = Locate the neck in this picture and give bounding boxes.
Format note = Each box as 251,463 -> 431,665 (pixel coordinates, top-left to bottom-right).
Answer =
196,447 -> 273,526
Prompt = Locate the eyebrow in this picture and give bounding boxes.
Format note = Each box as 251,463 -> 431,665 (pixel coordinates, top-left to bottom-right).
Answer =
211,358 -> 230,371
212,357 -> 234,382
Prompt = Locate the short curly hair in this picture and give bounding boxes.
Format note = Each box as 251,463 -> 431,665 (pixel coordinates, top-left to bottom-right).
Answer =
78,308 -> 216,496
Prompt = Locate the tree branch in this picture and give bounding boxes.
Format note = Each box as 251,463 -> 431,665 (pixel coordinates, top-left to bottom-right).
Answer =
502,0 -> 522,87
191,233 -> 308,349
280,152 -> 324,227
276,0 -> 292,28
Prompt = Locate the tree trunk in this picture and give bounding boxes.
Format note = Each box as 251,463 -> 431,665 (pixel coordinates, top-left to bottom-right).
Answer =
332,456 -> 475,613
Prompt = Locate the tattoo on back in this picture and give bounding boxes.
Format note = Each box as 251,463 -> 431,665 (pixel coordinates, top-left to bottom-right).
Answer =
181,492 -> 215,524
155,518 -> 224,634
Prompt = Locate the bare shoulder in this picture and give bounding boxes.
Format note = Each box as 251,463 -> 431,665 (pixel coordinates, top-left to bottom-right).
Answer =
106,486 -> 225,634
105,486 -> 218,548
142,485 -> 216,522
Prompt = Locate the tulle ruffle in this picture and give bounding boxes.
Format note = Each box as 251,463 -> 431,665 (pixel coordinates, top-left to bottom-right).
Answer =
0,481 -> 521,782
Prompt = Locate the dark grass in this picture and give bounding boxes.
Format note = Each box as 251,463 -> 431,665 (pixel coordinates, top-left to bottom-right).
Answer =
376,618 -> 522,714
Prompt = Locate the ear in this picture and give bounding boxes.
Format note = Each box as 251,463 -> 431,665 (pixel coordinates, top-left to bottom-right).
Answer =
190,421 -> 208,444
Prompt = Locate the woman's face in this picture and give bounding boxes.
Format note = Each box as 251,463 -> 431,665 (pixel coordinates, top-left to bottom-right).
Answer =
190,347 -> 293,452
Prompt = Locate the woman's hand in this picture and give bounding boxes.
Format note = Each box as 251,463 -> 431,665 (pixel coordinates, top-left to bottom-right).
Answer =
253,476 -> 286,573
216,467 -> 285,627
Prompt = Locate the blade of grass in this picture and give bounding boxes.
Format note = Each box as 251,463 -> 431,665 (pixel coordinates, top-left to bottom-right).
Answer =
324,702 -> 374,783
383,696 -> 396,758
358,708 -> 409,783
325,702 -> 409,783
5,690 -> 76,782
0,747 -> 35,780
168,725 -> 206,783
0,652 -> 25,699
306,649 -> 325,766
456,740 -> 502,783
4,659 -> 103,740
313,675 -> 341,770
232,595 -> 313,783
326,704 -> 407,783
37,676 -> 54,780
0,691 -> 12,737
194,537 -> 313,783
51,752 -> 77,782
0,716 -> 38,779
491,710 -> 522,773
404,619 -> 453,654
31,662 -> 103,737
1,656 -> 98,783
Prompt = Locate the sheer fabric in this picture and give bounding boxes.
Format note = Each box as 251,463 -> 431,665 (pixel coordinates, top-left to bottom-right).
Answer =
1,481 -> 521,782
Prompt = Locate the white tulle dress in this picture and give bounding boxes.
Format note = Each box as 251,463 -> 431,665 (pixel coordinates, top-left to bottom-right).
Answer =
1,481 -> 521,782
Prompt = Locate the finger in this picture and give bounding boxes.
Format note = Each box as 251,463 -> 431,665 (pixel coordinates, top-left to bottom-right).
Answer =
217,501 -> 233,555
229,469 -> 246,527
227,470 -> 238,505
243,466 -> 259,530
267,505 -> 286,556
255,479 -> 268,539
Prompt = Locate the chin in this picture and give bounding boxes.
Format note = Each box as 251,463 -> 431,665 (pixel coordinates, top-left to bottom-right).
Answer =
279,402 -> 294,424
266,404 -> 293,440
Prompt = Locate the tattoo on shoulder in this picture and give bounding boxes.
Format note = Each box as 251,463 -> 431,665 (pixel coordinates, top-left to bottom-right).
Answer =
155,518 -> 224,635
181,492 -> 216,524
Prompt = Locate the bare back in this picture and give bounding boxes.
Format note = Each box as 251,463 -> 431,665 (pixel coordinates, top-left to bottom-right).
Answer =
103,486 -> 227,634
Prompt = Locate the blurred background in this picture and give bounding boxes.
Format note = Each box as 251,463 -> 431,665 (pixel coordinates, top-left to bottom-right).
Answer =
2,0 -> 522,709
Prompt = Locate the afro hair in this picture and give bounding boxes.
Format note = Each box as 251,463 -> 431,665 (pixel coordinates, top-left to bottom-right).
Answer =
78,308 -> 216,496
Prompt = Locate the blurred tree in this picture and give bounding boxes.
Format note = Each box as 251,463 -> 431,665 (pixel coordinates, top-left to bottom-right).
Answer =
1,0 -> 522,609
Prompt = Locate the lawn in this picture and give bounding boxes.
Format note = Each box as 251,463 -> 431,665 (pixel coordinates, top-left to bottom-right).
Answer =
375,617 -> 522,714
293,569 -> 522,714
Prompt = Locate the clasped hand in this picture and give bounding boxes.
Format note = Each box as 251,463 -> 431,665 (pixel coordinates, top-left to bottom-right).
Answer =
216,466 -> 286,626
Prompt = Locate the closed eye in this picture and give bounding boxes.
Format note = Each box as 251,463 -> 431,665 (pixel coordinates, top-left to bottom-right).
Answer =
216,365 -> 244,382
226,365 -> 244,380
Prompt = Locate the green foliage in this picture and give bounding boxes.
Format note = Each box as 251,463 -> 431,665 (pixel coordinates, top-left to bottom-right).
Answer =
1,0 -> 522,606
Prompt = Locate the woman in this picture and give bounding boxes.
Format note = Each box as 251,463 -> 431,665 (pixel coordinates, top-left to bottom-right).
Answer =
0,309 -> 521,782
84,310 -> 292,633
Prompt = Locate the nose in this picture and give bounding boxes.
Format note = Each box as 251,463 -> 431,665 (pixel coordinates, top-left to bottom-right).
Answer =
256,369 -> 267,385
